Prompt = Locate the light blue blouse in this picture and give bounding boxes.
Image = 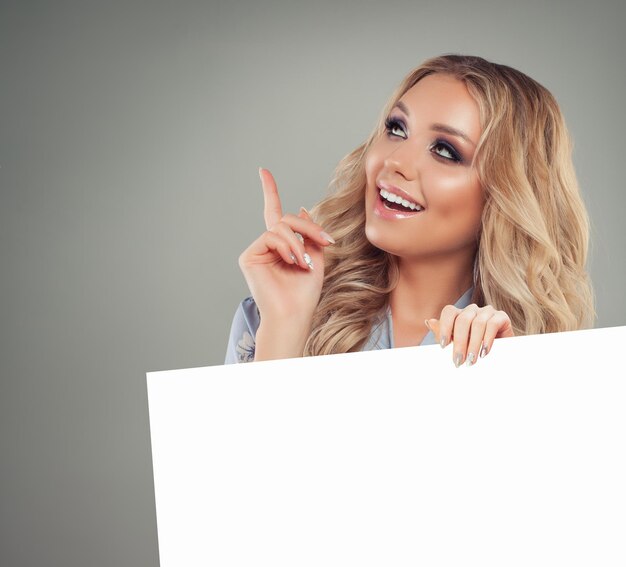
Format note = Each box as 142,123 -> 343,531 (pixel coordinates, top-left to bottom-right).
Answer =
224,288 -> 474,364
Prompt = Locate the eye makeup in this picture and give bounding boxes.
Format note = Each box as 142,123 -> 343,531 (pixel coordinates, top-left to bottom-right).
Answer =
384,115 -> 465,164
429,140 -> 463,164
384,116 -> 407,139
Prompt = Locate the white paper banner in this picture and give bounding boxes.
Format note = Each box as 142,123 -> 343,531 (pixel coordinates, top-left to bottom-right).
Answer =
147,326 -> 626,566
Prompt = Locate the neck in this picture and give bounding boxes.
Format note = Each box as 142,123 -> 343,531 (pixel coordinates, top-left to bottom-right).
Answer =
389,250 -> 476,322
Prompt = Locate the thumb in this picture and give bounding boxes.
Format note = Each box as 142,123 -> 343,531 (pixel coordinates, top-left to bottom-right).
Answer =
425,318 -> 440,343
298,206 -> 313,221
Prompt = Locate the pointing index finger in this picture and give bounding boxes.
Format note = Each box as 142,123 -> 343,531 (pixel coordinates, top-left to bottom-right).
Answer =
259,167 -> 283,229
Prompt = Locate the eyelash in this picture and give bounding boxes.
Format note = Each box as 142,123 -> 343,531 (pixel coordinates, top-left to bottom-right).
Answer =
384,117 -> 407,139
383,116 -> 463,164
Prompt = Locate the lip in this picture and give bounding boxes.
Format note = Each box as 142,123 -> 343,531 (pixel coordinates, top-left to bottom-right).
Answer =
378,182 -> 424,208
374,182 -> 425,219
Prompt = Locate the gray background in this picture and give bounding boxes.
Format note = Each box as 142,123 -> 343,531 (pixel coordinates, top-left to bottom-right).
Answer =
1,0 -> 624,565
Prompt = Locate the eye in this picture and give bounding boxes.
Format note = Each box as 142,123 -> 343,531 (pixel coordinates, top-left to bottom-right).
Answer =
430,140 -> 462,164
384,116 -> 407,139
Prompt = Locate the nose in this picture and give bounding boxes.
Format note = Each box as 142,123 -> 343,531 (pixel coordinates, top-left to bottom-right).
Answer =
383,139 -> 420,181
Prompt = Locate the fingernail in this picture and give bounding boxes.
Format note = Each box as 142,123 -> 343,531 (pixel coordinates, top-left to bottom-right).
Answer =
294,231 -> 305,244
300,206 -> 311,218
258,167 -> 264,179
303,253 -> 314,270
440,336 -> 447,349
480,343 -> 488,358
289,253 -> 298,265
424,319 -> 431,330
454,353 -> 463,368
466,352 -> 475,366
320,231 -> 335,244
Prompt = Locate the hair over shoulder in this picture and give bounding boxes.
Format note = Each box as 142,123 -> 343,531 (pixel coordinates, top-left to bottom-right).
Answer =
305,54 -> 595,357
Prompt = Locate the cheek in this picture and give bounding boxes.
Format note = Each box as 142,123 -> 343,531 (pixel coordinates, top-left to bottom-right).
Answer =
364,148 -> 380,181
426,171 -> 483,219
364,149 -> 382,202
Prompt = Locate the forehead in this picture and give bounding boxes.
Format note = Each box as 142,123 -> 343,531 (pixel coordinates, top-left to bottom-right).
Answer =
397,73 -> 482,143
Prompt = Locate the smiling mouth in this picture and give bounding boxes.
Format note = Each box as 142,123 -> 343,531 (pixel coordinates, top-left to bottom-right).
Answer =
378,187 -> 424,212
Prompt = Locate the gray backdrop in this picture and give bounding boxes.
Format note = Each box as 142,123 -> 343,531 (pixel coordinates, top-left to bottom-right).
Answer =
2,0 -> 625,565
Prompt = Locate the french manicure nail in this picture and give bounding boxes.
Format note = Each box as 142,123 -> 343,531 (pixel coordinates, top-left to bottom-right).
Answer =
424,319 -> 431,330
466,352 -> 475,366
303,253 -> 314,270
480,343 -> 488,358
440,336 -> 447,349
320,231 -> 335,244
289,253 -> 298,265
454,353 -> 463,368
300,206 -> 311,218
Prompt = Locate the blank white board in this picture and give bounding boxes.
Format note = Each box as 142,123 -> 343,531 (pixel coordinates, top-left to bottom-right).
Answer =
147,326 -> 626,566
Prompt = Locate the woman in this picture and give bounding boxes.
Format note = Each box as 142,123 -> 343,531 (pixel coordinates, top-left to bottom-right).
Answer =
225,54 -> 594,366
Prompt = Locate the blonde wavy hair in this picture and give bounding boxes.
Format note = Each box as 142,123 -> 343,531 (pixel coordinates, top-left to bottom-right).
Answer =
304,54 -> 594,356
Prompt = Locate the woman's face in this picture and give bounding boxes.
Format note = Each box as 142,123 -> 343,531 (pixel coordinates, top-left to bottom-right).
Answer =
364,73 -> 484,262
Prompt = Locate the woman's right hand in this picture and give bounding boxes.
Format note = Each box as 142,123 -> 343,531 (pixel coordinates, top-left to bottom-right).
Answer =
238,168 -> 335,359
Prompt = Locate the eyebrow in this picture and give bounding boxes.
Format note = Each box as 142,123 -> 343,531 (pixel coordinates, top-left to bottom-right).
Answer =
391,101 -> 476,147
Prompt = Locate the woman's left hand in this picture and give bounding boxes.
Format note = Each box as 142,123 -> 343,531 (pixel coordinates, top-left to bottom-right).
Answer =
426,304 -> 514,367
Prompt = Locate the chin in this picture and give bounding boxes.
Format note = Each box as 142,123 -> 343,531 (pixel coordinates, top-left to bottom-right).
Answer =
364,221 -> 396,256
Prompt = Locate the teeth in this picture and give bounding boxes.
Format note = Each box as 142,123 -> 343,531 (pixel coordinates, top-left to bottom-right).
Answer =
379,188 -> 423,211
